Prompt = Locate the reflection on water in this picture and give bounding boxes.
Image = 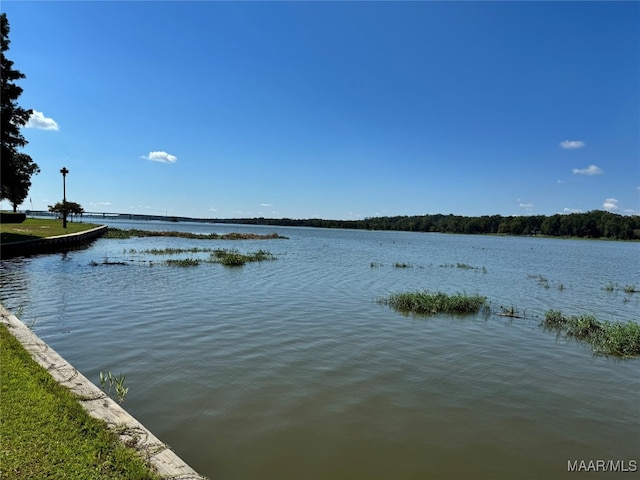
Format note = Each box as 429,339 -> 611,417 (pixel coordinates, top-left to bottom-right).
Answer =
1,221 -> 639,479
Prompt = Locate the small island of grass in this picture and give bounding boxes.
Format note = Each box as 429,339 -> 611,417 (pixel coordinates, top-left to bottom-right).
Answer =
104,228 -> 287,240
378,291 -> 487,315
543,310 -> 640,357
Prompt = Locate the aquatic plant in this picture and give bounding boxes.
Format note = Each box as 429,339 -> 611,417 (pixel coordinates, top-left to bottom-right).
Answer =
99,371 -> 129,403
165,258 -> 200,267
394,262 -> 412,268
210,249 -> 275,266
602,282 -> 617,292
144,247 -> 214,255
379,291 -> 487,315
623,285 -> 639,294
542,310 -> 640,357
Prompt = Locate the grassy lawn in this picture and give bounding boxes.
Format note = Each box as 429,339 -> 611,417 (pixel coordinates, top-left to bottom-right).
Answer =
0,324 -> 159,479
0,218 -> 99,243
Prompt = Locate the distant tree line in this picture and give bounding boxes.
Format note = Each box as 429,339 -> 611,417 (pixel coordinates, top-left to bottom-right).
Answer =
213,210 -> 640,240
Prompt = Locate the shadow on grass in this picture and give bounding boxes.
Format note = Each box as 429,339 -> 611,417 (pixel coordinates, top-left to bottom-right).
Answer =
0,232 -> 43,243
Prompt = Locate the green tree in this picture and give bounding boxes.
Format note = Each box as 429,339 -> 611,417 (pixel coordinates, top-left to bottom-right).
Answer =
4,152 -> 39,212
1,13 -> 39,206
48,201 -> 84,221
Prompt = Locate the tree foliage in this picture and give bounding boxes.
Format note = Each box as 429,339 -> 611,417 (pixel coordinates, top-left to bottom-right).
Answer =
4,153 -> 39,212
48,201 -> 85,219
209,211 -> 640,240
1,13 -> 39,206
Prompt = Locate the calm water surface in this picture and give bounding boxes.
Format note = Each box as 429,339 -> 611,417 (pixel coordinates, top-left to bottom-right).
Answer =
2,220 -> 639,479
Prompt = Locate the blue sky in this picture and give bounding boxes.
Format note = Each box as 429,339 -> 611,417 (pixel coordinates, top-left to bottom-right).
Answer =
3,1 -> 639,219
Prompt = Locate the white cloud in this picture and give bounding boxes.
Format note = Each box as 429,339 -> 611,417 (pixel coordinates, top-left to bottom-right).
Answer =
603,198 -> 618,211
209,207 -> 218,212
563,208 -> 583,214
519,202 -> 534,210
89,201 -> 112,207
560,140 -> 585,149
572,165 -> 602,175
26,110 -> 59,131
141,151 -> 177,163
260,203 -> 272,207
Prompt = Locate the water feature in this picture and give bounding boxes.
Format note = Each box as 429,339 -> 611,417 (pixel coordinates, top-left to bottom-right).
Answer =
2,220 -> 638,479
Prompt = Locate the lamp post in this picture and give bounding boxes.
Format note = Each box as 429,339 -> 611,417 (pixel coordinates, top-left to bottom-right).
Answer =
60,167 -> 69,228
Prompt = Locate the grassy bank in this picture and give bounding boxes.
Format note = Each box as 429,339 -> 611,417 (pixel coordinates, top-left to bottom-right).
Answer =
0,324 -> 159,480
0,218 -> 99,243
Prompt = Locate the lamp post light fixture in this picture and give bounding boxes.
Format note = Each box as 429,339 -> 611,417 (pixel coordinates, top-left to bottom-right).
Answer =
60,167 -> 69,228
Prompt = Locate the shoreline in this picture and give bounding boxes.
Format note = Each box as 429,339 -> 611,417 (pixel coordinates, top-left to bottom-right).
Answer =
0,305 -> 207,479
0,224 -> 108,258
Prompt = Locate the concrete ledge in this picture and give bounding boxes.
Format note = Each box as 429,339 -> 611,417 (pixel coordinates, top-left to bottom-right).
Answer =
1,305 -> 208,480
0,225 -> 109,259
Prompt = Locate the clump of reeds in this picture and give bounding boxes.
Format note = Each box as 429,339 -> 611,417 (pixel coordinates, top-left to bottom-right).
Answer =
379,291 -> 487,315
439,262 -> 486,272
210,249 -> 275,266
542,310 -> 640,357
144,247 -> 214,255
165,258 -> 200,267
394,262 -> 411,268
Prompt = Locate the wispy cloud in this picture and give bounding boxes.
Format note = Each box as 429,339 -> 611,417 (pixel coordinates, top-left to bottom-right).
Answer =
89,201 -> 112,207
519,202 -> 534,210
141,151 -> 177,164
260,203 -> 272,207
560,140 -> 585,149
572,165 -> 602,175
26,110 -> 59,131
603,198 -> 618,211
563,208 -> 583,214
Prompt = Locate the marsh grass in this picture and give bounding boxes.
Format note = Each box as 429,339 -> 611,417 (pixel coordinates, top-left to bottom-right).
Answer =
394,262 -> 412,268
542,310 -> 640,357
379,291 -> 487,315
602,282 -> 638,294
130,247 -> 216,255
165,258 -> 200,267
0,324 -> 159,479
440,262 -> 487,272
104,228 -> 286,240
210,249 -> 275,266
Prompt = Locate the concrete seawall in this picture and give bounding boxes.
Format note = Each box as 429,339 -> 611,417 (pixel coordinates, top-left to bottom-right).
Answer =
1,305 -> 207,480
1,225 -> 109,258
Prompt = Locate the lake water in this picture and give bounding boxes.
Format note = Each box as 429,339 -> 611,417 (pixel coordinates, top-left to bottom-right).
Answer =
1,220 -> 639,479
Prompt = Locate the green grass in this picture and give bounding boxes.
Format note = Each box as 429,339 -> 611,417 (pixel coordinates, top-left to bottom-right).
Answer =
0,218 -> 99,243
104,228 -> 287,240
542,310 -> 640,357
138,247 -> 216,255
379,290 -> 487,315
165,258 -> 201,267
0,324 -> 159,479
210,249 -> 275,266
